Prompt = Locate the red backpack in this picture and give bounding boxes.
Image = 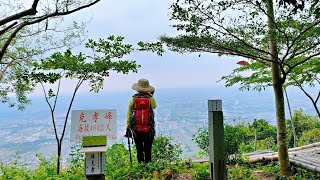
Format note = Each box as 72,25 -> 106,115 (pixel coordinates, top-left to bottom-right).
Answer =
130,93 -> 155,133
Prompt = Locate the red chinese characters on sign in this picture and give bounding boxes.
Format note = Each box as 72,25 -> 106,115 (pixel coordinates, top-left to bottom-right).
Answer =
104,112 -> 113,121
92,112 -> 99,122
77,112 -> 88,140
79,112 -> 86,122
104,112 -> 113,132
71,110 -> 117,141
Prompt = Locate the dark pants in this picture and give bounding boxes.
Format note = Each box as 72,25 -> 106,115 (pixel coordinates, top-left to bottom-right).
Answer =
133,131 -> 154,163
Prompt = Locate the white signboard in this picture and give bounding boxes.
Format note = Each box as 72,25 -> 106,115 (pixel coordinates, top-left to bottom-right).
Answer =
70,109 -> 117,141
85,152 -> 105,175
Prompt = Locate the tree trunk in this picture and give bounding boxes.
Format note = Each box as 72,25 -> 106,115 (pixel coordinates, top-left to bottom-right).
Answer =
254,130 -> 257,151
312,101 -> 320,119
284,88 -> 297,147
253,119 -> 257,151
266,0 -> 291,176
273,79 -> 291,175
57,141 -> 61,174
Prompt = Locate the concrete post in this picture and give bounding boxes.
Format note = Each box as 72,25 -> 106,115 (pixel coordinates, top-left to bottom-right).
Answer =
84,152 -> 106,180
80,136 -> 107,180
208,100 -> 226,180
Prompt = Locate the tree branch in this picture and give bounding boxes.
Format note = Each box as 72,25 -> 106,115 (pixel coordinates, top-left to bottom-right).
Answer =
315,89 -> 320,104
287,41 -> 320,60
249,0 -> 290,61
40,82 -> 59,142
53,77 -> 62,111
0,22 -> 27,63
0,21 -> 18,35
194,1 -> 277,62
294,80 -> 320,118
0,0 -> 40,26
60,77 -> 86,143
0,58 -> 20,81
286,20 -> 320,59
0,0 -> 100,64
287,51 -> 320,74
164,35 -> 277,65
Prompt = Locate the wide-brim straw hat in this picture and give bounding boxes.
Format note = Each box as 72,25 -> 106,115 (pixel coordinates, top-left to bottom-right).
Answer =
132,79 -> 155,93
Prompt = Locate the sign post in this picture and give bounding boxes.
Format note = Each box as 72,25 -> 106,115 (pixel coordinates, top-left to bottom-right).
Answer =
208,100 -> 226,180
80,136 -> 107,180
71,109 -> 117,180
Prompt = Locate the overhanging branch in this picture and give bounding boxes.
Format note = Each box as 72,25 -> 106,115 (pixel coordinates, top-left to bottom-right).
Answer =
288,41 -> 320,60
0,0 -> 100,64
249,0 -> 290,63
193,0 -> 278,62
0,0 -> 40,26
287,51 -> 320,74
286,20 -> 320,60
0,21 -> 18,35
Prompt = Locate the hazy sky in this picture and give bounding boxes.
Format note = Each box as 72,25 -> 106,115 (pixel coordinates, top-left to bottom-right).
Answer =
32,0 -> 241,95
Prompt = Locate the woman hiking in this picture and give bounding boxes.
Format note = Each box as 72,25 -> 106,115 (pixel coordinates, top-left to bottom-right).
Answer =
126,79 -> 157,163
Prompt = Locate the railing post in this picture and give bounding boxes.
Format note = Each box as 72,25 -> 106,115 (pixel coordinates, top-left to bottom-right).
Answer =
208,100 -> 226,180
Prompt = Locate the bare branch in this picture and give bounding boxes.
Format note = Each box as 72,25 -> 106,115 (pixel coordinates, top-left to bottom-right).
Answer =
52,78 -> 61,111
315,89 -> 320,104
0,21 -> 18,35
40,83 -> 53,112
0,0 -> 40,26
41,82 -> 60,142
294,79 -> 320,118
0,0 -> 100,64
60,76 -> 86,142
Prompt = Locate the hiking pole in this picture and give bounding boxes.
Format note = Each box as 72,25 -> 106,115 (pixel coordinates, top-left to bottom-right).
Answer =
126,128 -> 133,164
127,136 -> 132,164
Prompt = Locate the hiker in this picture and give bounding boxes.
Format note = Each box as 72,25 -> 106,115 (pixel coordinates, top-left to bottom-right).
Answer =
126,79 -> 157,163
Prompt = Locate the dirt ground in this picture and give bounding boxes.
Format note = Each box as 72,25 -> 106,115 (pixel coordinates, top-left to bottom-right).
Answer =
172,173 -> 193,180
253,170 -> 274,180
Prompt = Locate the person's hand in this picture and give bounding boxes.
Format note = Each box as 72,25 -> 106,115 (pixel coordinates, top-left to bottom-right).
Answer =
125,128 -> 132,138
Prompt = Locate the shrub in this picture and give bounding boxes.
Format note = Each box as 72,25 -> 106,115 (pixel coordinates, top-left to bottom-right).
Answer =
260,162 -> 281,177
190,162 -> 210,180
192,123 -> 252,164
239,137 -> 277,154
224,124 -> 252,163
0,135 -> 184,180
287,109 -> 320,148
152,134 -> 182,164
250,119 -> 277,141
192,128 -> 209,156
104,135 -> 183,179
298,128 -> 320,146
228,165 -> 258,180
